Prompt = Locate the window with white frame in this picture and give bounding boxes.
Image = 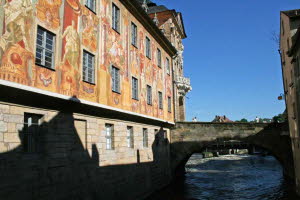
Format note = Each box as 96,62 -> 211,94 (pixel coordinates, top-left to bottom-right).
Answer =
112,3 -> 120,32
168,96 -> 172,112
112,66 -> 120,93
105,124 -> 114,150
131,22 -> 137,47
163,130 -> 167,139
132,77 -> 138,100
146,37 -> 151,58
147,85 -> 152,105
143,128 -> 148,147
166,58 -> 170,75
85,0 -> 96,12
127,126 -> 134,148
157,48 -> 161,67
24,113 -> 44,153
35,26 -> 55,69
83,50 -> 95,84
158,91 -> 163,109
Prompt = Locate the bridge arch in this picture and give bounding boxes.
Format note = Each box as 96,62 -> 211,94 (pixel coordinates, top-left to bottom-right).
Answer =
170,122 -> 294,180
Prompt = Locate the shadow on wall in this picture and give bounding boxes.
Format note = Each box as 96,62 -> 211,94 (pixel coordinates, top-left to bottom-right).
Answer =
170,122 -> 295,181
0,99 -> 171,200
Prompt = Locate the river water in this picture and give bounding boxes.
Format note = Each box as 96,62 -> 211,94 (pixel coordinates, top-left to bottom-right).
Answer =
148,154 -> 300,200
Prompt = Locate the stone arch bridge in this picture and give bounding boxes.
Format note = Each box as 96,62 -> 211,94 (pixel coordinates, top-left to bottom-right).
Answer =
170,122 -> 294,180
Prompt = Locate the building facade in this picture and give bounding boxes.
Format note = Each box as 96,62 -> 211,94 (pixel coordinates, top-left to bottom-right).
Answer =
280,9 -> 300,195
0,0 -> 188,199
138,0 -> 192,121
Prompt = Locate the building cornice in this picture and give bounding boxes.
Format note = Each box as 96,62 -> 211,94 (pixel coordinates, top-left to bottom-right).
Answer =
0,79 -> 175,125
119,0 -> 177,57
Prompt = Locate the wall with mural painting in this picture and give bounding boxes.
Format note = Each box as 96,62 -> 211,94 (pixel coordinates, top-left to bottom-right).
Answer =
0,0 -> 174,122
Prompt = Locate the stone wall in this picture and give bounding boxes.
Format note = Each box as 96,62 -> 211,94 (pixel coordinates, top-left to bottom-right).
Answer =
0,101 -> 172,200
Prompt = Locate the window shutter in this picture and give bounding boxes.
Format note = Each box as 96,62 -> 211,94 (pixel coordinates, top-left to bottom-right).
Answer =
112,6 -> 115,29
116,7 -> 120,31
117,69 -> 120,92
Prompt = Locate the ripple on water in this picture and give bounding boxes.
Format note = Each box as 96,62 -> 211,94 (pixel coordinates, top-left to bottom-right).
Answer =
147,154 -> 299,200
183,154 -> 298,200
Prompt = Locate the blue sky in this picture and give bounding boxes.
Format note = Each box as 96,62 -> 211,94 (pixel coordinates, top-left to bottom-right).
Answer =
154,0 -> 299,122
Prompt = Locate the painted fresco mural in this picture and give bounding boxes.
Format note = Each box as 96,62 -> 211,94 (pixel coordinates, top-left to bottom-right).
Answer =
0,0 -> 174,122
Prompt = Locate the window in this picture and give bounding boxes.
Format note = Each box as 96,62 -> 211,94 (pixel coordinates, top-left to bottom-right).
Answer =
112,66 -> 120,93
35,26 -> 55,69
163,130 -> 167,139
168,96 -> 171,112
131,22 -> 137,47
132,77 -> 138,100
24,113 -> 43,153
147,85 -> 152,105
83,50 -> 95,84
158,91 -> 163,109
166,58 -> 170,75
127,126 -> 134,148
112,3 -> 120,32
146,37 -> 151,58
85,0 -> 95,12
105,124 -> 114,150
157,48 -> 161,67
143,128 -> 148,147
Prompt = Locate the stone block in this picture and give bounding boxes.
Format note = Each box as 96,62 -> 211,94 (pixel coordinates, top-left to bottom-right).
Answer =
7,123 -> 16,133
91,136 -> 99,143
0,121 -> 7,132
87,128 -> 97,135
0,104 -> 9,114
4,133 -> 21,143
0,142 -> 8,153
3,114 -> 23,123
9,106 -> 24,115
16,123 -> 24,131
8,142 -> 19,150
87,122 -> 98,129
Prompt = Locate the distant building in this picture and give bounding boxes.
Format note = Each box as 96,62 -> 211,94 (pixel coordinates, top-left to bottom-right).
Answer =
212,115 -> 233,123
137,0 -> 192,121
280,8 -> 300,195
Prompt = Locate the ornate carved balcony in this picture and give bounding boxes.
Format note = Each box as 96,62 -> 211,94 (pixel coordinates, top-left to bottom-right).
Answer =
175,76 -> 192,96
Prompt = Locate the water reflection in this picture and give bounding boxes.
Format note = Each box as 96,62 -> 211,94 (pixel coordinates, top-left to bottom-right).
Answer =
148,154 -> 299,200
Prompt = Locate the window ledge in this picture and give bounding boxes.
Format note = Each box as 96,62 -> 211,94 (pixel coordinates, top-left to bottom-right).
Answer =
132,43 -> 138,49
112,27 -> 120,35
112,90 -> 121,95
83,80 -> 96,85
35,63 -> 56,71
85,5 -> 97,15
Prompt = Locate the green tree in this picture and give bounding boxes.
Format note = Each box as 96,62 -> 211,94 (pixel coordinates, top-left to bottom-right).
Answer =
273,112 -> 287,123
236,118 -> 248,122
240,118 -> 248,123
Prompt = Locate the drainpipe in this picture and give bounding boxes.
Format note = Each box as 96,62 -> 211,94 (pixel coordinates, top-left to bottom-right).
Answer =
278,49 -> 288,112
172,53 -> 178,123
